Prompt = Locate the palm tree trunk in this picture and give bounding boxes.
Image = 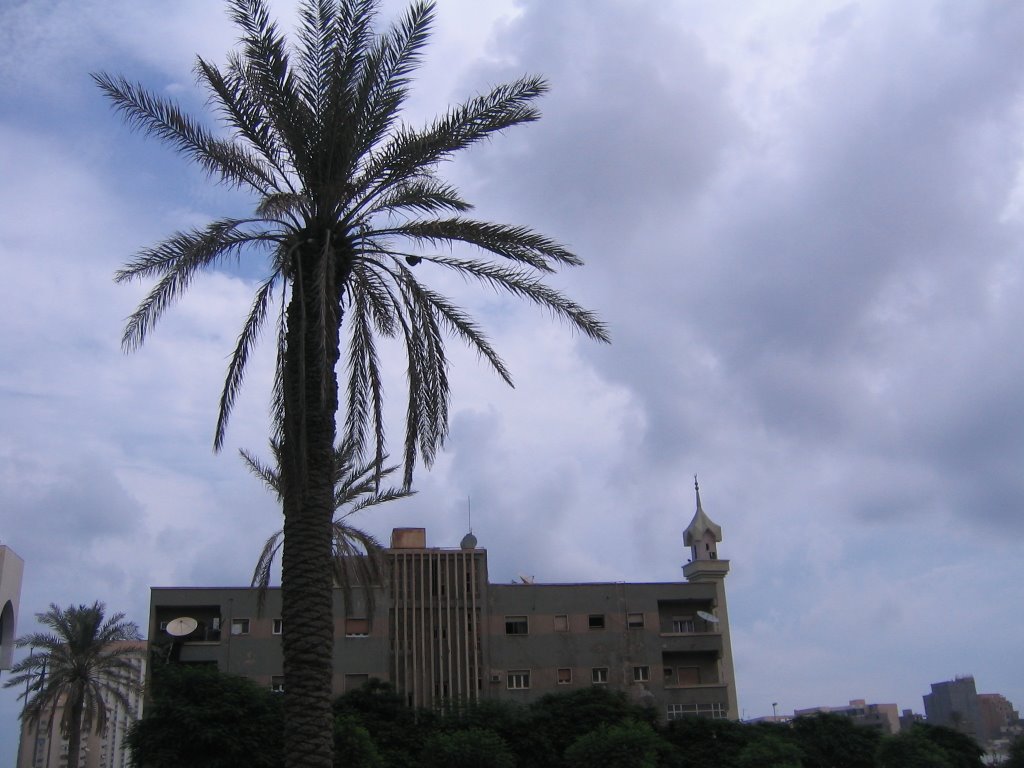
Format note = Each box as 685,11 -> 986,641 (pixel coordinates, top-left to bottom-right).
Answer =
280,240 -> 342,768
65,697 -> 84,768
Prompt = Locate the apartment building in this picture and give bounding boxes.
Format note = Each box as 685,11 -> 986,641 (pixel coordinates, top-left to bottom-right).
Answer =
148,484 -> 738,721
794,699 -> 901,734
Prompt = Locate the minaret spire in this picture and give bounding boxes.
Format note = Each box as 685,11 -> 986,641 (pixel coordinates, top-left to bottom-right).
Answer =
684,476 -> 722,562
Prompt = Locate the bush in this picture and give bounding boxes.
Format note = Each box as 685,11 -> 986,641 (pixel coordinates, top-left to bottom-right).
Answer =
128,664 -> 283,768
420,727 -> 516,768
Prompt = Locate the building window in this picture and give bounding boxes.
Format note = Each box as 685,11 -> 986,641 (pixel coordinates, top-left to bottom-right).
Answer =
633,666 -> 650,683
505,616 -> 529,635
507,670 -> 530,690
667,702 -> 726,720
345,618 -> 369,637
627,612 -> 644,629
230,618 -> 250,636
588,614 -> 605,630
671,616 -> 695,634
592,667 -> 608,684
557,668 -> 572,685
554,614 -> 568,632
272,619 -> 283,635
271,676 -> 284,693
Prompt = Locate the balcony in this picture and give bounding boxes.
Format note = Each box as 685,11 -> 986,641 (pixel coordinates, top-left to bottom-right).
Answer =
659,630 -> 723,654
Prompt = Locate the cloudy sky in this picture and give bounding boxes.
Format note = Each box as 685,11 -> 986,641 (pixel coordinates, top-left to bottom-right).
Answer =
3,0 -> 1024,754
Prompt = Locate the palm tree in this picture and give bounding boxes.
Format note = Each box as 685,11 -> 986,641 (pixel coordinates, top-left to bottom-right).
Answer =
243,439 -> 412,612
3,603 -> 142,768
94,1 -> 608,764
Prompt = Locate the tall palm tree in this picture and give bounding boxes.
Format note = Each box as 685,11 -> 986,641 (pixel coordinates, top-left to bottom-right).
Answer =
94,1 -> 608,764
3,603 -> 142,768
243,439 -> 412,611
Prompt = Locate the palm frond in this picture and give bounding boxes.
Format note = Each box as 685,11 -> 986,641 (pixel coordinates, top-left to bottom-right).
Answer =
294,0 -> 336,121
245,436 -> 412,611
315,0 -> 378,186
380,217 -> 583,270
374,177 -> 471,216
427,255 -> 611,342
343,282 -> 386,469
195,54 -> 292,187
251,530 -> 283,612
346,1 -> 434,170
352,75 -> 547,213
216,274 -> 278,450
241,445 -> 283,499
116,219 -> 273,352
227,0 -> 314,185
92,73 -> 275,191
406,279 -> 513,385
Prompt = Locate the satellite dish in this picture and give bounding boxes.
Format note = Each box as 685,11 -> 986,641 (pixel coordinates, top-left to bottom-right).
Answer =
697,610 -> 719,624
517,573 -> 535,584
165,616 -> 198,637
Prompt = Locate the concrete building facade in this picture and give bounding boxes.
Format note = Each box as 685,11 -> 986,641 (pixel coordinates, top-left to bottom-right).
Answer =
148,486 -> 738,722
978,693 -> 1019,744
0,544 -> 25,671
923,676 -> 983,740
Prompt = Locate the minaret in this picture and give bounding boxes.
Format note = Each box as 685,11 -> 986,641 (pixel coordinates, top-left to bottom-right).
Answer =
682,478 -> 738,720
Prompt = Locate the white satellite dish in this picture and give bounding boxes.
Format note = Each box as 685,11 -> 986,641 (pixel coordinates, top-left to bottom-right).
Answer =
165,616 -> 198,637
697,610 -> 719,624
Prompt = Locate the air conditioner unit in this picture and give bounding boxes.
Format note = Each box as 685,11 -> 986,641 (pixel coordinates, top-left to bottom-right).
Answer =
490,673 -> 502,684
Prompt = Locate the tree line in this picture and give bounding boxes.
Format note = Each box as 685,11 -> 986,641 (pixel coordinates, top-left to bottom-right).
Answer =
128,663 -> 1012,768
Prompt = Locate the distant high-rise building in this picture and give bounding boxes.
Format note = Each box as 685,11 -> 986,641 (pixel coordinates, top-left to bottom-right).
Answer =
0,544 -> 24,671
148,483 -> 739,721
923,676 -> 983,740
978,693 -> 1020,743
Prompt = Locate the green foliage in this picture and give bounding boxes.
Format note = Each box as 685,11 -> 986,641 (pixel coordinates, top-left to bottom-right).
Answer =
333,714 -> 384,768
913,723 -> 985,768
127,664 -> 283,768
333,679 -> 436,767
662,717 -> 749,768
877,731 -> 954,768
790,713 -> 880,768
736,726 -> 804,768
528,686 -> 656,757
420,727 -> 516,768
564,720 -> 671,768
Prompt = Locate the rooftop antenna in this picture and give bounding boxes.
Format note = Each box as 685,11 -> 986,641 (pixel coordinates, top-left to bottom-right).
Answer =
467,496 -> 473,534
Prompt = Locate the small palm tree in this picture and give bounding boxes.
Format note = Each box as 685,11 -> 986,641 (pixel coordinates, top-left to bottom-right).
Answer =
243,439 -> 412,610
3,602 -> 142,768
